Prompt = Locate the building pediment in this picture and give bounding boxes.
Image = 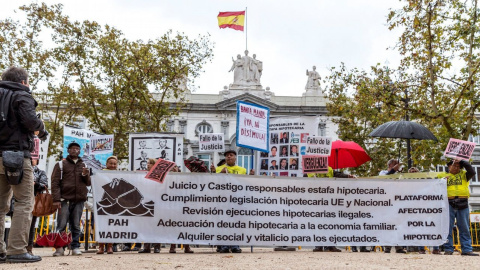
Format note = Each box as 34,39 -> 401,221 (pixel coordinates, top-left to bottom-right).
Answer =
215,93 -> 278,110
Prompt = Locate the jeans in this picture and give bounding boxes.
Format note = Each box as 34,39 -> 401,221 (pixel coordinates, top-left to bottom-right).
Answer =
444,204 -> 472,253
57,200 -> 85,249
0,158 -> 34,255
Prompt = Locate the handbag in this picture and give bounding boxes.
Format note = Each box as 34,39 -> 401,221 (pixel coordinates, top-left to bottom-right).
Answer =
2,150 -> 24,185
32,189 -> 58,217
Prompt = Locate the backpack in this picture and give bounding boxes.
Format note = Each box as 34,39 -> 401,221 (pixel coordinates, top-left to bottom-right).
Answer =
0,88 -> 14,141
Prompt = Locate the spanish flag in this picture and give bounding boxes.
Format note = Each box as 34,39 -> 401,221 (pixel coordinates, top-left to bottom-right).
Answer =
217,11 -> 245,31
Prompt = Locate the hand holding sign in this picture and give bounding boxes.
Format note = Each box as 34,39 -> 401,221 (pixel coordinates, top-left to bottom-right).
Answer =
145,159 -> 176,183
444,138 -> 475,161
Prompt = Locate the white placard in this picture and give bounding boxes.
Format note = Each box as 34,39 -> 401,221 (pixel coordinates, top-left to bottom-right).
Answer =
92,171 -> 449,246
257,116 -> 320,177
128,133 -> 184,172
236,101 -> 270,152
306,136 -> 332,156
199,133 -> 225,152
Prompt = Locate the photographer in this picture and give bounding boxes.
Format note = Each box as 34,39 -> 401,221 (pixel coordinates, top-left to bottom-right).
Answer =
0,67 -> 46,264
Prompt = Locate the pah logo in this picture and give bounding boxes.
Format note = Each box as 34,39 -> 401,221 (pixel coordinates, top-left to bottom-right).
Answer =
96,178 -> 154,217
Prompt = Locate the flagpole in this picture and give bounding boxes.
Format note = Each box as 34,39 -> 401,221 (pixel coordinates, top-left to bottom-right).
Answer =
245,7 -> 248,51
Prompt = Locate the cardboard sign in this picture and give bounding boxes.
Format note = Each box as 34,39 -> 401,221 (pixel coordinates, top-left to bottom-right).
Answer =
444,138 -> 476,161
199,133 -> 225,152
302,155 -> 328,174
236,101 -> 270,152
90,135 -> 114,154
31,137 -> 40,160
145,158 -> 176,183
306,136 -> 332,156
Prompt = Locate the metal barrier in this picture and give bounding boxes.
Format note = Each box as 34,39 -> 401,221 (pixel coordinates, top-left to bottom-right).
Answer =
452,214 -> 480,252
34,209 -> 97,247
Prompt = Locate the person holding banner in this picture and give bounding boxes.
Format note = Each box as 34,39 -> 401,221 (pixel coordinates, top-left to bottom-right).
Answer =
97,156 -> 119,255
438,159 -> 478,256
139,158 -> 162,254
378,159 -> 406,254
216,150 -> 247,253
169,165 -> 194,254
306,167 -> 356,252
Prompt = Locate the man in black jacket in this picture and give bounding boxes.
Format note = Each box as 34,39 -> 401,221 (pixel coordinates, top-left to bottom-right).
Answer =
0,67 -> 46,264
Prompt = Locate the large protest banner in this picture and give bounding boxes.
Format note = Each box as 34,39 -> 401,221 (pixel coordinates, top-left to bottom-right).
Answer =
63,125 -> 99,157
444,138 -> 476,161
63,126 -> 113,169
257,116 -> 320,177
236,101 -> 270,152
129,133 -> 184,171
92,171 -> 449,246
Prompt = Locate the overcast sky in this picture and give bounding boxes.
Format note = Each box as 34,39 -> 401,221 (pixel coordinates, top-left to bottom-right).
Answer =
1,0 -> 404,96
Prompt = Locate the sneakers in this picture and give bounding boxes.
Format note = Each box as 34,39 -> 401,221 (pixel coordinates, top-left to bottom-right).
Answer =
444,251 -> 453,255
312,247 -> 324,252
6,253 -> 42,263
461,252 -> 479,256
53,247 -> 65,257
72,248 -> 82,256
432,250 -> 441,255
327,247 -> 341,252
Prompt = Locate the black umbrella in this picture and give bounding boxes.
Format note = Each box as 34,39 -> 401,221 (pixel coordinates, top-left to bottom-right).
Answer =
368,121 -> 437,141
368,121 -> 438,169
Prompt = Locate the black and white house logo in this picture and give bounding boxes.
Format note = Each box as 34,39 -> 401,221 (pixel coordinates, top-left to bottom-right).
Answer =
96,178 -> 154,217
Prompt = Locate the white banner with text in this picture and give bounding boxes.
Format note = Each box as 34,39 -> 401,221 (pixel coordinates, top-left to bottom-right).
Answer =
92,171 -> 449,246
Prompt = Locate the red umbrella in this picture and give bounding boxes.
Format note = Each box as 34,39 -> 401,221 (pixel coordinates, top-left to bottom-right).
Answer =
328,140 -> 371,169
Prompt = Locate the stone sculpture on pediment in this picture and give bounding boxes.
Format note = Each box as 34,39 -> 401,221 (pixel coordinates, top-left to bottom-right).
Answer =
305,66 -> 321,90
229,50 -> 262,88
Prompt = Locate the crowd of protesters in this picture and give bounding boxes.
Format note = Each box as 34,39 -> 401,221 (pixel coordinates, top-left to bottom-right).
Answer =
2,66 -> 480,264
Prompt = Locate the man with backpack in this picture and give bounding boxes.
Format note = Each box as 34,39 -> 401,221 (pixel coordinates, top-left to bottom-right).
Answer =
0,67 -> 46,264
51,142 -> 91,256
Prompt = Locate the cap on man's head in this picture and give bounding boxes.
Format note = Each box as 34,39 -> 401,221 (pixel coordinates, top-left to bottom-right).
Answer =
224,149 -> 237,156
68,142 -> 81,149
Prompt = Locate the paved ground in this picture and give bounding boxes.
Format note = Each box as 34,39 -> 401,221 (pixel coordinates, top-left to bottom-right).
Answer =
2,247 -> 479,269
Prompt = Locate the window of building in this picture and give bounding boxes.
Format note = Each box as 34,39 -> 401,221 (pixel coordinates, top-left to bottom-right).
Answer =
198,154 -> 210,168
195,120 -> 213,136
237,147 -> 254,172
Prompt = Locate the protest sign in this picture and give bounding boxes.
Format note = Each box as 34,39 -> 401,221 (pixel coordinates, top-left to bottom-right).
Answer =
199,133 -> 225,152
444,138 -> 476,161
31,137 -> 40,160
92,171 -> 448,246
63,126 -> 114,169
302,155 -> 329,174
306,136 -> 332,156
145,159 -> 176,183
236,101 -> 270,152
37,135 -> 49,172
257,116 -> 320,177
90,135 -> 114,154
63,125 -> 99,157
129,133 -> 184,172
